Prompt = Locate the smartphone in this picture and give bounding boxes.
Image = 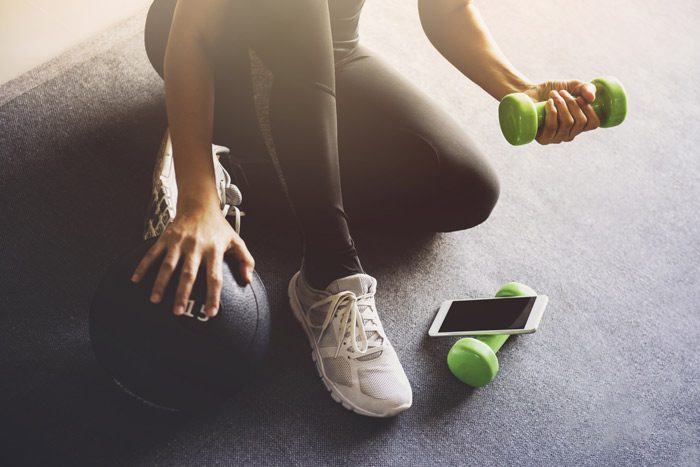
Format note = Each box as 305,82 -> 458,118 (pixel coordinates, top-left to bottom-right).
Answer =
428,295 -> 548,337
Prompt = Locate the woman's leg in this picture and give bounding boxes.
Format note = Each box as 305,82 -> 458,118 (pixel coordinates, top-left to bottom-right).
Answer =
145,0 -> 363,290
240,0 -> 365,289
334,45 -> 500,232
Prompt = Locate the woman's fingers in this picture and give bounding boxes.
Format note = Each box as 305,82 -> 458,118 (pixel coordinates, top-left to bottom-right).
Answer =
204,250 -> 224,317
131,238 -> 166,283
537,98 -> 558,144
228,235 -> 255,284
550,90 -> 575,143
151,244 -> 182,304
576,82 -> 597,103
559,90 -> 588,141
131,209 -> 250,318
174,251 -> 203,315
534,80 -> 602,145
578,96 -> 601,131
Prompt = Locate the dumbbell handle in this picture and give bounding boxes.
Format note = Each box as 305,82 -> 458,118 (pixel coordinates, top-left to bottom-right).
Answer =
531,94 -> 607,129
476,334 -> 510,354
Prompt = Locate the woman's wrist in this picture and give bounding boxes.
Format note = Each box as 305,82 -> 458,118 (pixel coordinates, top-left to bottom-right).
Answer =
492,68 -> 535,101
502,79 -> 536,100
177,183 -> 221,214
171,146 -> 221,214
520,82 -> 545,102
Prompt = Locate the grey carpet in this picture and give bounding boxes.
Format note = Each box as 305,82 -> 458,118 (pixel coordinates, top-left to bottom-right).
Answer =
1,1 -> 698,465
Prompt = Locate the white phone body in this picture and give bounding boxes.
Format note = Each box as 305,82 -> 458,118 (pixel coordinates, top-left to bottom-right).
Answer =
428,295 -> 549,337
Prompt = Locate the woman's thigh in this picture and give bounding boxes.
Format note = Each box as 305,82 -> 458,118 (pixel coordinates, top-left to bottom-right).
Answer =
144,0 -> 268,157
335,46 -> 500,232
144,2 -> 499,232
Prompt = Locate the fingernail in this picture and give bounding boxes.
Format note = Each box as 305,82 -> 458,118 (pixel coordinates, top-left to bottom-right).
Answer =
208,306 -> 218,317
174,304 -> 185,315
131,273 -> 140,282
151,293 -> 161,303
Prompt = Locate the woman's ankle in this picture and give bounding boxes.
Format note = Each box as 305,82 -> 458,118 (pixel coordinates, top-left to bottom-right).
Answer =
300,253 -> 365,291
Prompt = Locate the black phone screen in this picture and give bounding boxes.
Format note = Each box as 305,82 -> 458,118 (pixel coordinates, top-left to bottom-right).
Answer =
439,297 -> 537,332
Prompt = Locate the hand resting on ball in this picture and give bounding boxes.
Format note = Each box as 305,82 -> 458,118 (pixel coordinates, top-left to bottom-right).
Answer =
130,200 -> 256,318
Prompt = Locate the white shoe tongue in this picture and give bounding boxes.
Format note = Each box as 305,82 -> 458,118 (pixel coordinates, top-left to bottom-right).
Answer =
326,274 -> 382,352
325,274 -> 375,296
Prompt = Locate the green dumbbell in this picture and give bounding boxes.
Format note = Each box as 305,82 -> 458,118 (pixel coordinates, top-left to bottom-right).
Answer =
498,76 -> 627,145
447,282 -> 537,387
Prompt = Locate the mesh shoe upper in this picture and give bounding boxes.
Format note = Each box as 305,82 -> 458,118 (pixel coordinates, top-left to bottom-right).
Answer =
143,130 -> 244,241
293,271 -> 412,416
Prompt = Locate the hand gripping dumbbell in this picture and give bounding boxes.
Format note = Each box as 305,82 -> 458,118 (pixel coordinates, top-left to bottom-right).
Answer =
498,76 -> 627,145
447,282 -> 537,387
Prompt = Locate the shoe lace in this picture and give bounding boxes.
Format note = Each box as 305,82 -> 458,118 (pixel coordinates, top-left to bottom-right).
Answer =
309,290 -> 384,359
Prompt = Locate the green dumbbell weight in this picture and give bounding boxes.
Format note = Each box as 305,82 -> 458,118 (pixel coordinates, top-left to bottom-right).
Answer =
447,282 -> 537,387
498,76 -> 627,145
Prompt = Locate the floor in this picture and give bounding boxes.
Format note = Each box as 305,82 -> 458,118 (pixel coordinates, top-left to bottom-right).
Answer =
0,0 -> 698,465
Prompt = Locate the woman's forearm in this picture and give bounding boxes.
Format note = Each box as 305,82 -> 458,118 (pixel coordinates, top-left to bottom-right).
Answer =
163,1 -> 220,210
418,0 -> 533,101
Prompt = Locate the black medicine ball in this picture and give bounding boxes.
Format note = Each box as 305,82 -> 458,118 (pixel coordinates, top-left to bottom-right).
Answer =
89,238 -> 270,412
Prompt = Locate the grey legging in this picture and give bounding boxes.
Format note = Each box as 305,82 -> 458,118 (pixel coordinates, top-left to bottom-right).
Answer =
144,0 -> 499,287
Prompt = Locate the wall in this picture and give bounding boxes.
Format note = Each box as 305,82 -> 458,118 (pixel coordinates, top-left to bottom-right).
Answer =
0,0 -> 150,85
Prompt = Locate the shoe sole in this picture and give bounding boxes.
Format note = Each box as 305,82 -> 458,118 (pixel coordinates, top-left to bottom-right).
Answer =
287,271 -> 410,418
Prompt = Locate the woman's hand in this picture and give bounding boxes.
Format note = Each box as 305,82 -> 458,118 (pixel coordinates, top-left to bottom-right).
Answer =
130,203 -> 255,318
522,80 -> 601,145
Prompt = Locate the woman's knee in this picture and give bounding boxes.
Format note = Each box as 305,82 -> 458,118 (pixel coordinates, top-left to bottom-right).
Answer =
431,151 -> 501,232
144,0 -> 177,79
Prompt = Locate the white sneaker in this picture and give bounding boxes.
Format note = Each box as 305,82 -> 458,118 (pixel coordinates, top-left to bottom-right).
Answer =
288,270 -> 413,417
143,129 -> 245,241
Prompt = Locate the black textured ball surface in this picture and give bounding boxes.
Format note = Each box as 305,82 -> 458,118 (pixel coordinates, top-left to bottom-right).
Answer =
89,238 -> 270,412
